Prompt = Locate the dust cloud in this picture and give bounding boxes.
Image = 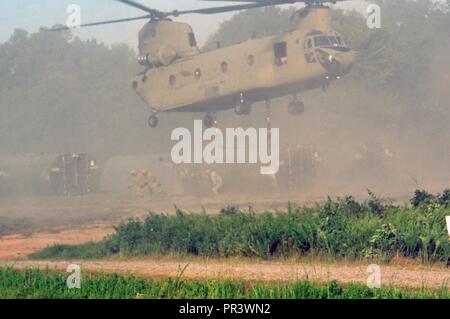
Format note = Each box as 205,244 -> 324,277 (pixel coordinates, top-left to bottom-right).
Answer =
0,2 -> 449,233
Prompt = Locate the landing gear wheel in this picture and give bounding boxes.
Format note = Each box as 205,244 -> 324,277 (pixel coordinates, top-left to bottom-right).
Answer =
234,93 -> 252,116
288,101 -> 305,115
148,114 -> 159,128
203,113 -> 217,128
235,102 -> 252,116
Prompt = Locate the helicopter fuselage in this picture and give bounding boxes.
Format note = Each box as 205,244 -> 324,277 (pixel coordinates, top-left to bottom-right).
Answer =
132,7 -> 356,115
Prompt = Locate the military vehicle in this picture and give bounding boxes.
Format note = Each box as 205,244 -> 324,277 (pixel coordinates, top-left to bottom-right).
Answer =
49,153 -> 100,196
0,153 -> 100,197
277,144 -> 322,191
53,0 -> 356,128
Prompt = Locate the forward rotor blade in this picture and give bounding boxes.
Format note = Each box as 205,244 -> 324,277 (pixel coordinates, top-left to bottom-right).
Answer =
172,0 -> 287,16
200,0 -> 346,4
49,0 -> 350,32
200,0 -> 298,3
201,0 -> 264,2
49,14 -> 151,31
114,0 -> 161,15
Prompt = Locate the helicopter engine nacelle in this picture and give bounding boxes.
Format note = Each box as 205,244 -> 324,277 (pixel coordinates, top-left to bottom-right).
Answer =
138,20 -> 200,67
292,6 -> 333,33
157,45 -> 177,66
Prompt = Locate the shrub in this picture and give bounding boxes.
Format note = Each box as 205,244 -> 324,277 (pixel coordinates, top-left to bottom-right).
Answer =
32,192 -> 450,264
220,205 -> 239,216
366,190 -> 385,216
364,223 -> 398,261
411,190 -> 435,208
438,189 -> 450,208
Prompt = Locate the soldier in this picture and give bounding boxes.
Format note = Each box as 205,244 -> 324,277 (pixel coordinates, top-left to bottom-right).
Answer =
148,174 -> 162,198
354,144 -> 368,161
206,169 -> 223,196
129,170 -> 149,199
313,151 -> 323,164
383,147 -> 395,159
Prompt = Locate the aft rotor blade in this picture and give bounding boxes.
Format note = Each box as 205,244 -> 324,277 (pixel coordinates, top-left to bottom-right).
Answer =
49,14 -> 151,31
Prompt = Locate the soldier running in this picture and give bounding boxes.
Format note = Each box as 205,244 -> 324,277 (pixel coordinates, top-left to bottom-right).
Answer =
206,169 -> 223,196
129,170 -> 149,199
148,174 -> 162,198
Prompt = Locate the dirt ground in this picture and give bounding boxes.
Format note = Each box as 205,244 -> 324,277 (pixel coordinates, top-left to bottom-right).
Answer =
0,192 -> 337,238
0,191 -> 411,223
0,225 -> 112,260
1,258 -> 449,289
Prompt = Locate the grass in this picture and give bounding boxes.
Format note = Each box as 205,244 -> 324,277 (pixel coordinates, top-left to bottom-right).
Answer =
0,268 -> 448,299
31,192 -> 450,264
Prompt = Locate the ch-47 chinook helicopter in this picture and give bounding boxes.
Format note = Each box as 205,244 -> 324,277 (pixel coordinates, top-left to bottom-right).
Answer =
54,0 -> 357,128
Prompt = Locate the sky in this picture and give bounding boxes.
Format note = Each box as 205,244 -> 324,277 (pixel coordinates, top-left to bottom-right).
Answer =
0,0 -> 368,47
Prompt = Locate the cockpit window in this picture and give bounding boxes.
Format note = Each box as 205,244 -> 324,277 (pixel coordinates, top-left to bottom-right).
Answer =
329,36 -> 346,46
188,32 -> 197,47
314,36 -> 331,47
313,35 -> 347,48
329,37 -> 340,46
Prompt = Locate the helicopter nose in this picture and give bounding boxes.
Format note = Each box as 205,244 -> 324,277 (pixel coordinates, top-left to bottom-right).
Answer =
316,48 -> 356,76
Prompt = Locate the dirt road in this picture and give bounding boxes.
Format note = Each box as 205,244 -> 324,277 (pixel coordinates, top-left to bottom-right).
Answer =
1,258 -> 449,289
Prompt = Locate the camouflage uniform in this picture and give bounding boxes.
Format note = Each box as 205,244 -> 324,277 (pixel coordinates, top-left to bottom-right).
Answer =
207,170 -> 223,195
129,170 -> 149,199
148,175 -> 161,198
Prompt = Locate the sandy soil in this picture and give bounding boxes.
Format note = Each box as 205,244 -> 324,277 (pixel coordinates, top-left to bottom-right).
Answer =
1,258 -> 448,289
0,225 -> 112,260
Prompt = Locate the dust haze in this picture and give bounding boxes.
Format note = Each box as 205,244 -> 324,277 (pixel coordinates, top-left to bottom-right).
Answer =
0,1 -> 449,233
